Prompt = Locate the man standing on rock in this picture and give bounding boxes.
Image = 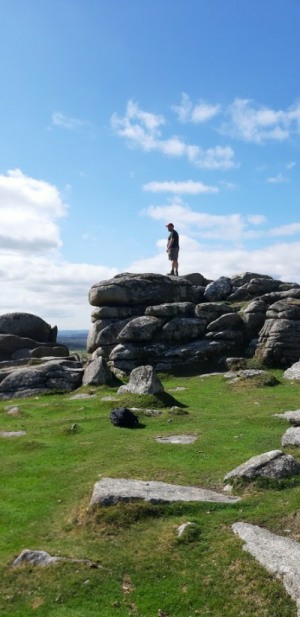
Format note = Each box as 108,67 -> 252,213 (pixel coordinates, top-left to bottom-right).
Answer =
166,223 -> 179,276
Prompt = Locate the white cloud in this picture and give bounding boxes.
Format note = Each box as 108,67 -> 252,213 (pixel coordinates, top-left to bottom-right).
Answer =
0,169 -> 67,252
247,215 -> 267,225
111,100 -> 237,170
172,93 -> 221,123
52,112 -> 87,130
0,169 -> 117,329
222,98 -> 300,143
128,237 -> 300,285
194,145 -> 236,170
143,180 -> 219,195
267,173 -> 288,184
269,223 -> 300,237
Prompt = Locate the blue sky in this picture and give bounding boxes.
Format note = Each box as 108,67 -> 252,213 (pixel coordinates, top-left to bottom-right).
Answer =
1,0 -> 300,329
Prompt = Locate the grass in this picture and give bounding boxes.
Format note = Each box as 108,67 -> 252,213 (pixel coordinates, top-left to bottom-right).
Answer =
1,371 -> 300,616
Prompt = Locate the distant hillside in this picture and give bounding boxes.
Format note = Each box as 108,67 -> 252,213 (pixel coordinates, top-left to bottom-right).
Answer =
57,329 -> 88,350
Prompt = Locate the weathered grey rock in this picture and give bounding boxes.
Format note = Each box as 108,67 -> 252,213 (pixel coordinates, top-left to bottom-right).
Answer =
224,368 -> 268,381
82,357 -> 113,386
162,317 -> 206,343
118,316 -> 164,342
118,365 -> 164,395
12,550 -> 59,567
228,276 -> 281,300
225,357 -> 248,371
232,522 -> 300,616
87,319 -> 121,353
281,427 -> 300,447
89,273 -> 195,307
89,477 -> 240,506
284,361 -> 300,381
230,272 -> 273,288
145,302 -> 195,318
0,359 -> 83,400
224,450 -> 300,482
91,305 -> 142,320
28,345 -> 69,359
239,299 -> 267,337
204,276 -> 232,301
274,410 -> 300,425
12,549 -> 100,569
207,312 -> 242,332
0,312 -> 55,342
255,299 -> 300,367
195,302 -> 233,322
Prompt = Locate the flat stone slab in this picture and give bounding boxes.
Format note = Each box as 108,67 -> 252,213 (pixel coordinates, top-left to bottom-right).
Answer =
155,434 -> 197,444
232,522 -> 300,616
89,477 -> 240,506
0,430 -> 26,438
274,410 -> 300,425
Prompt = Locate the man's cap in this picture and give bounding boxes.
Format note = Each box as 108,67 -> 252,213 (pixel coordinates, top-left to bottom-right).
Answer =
166,223 -> 174,227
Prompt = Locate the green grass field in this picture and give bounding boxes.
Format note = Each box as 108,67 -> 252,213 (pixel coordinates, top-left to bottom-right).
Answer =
1,371 -> 300,616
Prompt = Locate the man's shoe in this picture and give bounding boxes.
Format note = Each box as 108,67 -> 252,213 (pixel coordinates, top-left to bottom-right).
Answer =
175,270 -> 178,276
168,270 -> 174,275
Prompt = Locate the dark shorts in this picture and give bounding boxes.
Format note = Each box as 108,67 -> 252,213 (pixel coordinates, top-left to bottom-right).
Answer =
168,248 -> 179,261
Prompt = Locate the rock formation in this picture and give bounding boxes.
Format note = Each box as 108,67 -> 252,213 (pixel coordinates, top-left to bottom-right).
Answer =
0,312 -> 84,399
87,272 -> 300,375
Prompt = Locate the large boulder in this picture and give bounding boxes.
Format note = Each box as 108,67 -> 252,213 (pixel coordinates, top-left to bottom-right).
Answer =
255,299 -> 300,367
0,358 -> 83,400
89,273 -> 195,307
0,312 -> 56,342
224,450 -> 300,483
118,365 -> 164,395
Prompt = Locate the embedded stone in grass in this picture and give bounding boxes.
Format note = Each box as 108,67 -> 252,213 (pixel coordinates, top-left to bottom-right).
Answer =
177,521 -> 198,538
274,410 -> 300,425
68,393 -> 97,400
5,405 -> 20,415
232,522 -> 300,616
282,427 -> 300,447
13,549 -> 58,567
224,449 -> 300,483
12,548 -> 101,568
0,430 -> 26,437
89,477 -> 240,506
155,434 -> 197,444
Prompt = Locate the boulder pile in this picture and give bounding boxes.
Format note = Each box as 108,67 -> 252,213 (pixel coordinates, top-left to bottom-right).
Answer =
87,272 -> 300,374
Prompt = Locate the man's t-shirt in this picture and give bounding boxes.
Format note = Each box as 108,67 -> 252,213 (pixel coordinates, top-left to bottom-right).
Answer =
168,229 -> 179,248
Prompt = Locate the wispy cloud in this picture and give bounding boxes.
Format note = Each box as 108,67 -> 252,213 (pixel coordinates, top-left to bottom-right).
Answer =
52,111 -> 88,130
221,98 -> 300,143
171,93 -> 221,123
269,223 -> 300,236
143,180 -> 219,194
111,100 -> 237,170
267,173 -> 288,184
